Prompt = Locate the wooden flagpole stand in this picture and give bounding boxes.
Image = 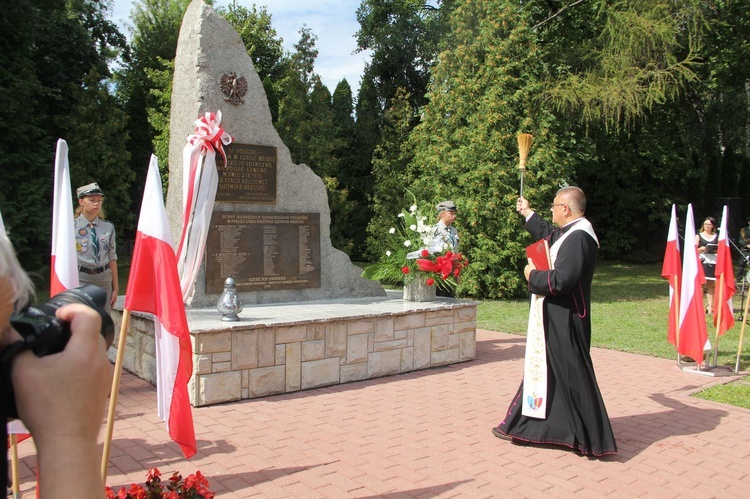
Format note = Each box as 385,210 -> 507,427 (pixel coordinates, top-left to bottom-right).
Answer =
101,309 -> 132,482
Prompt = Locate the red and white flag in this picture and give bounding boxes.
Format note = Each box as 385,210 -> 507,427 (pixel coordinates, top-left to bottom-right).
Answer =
661,204 -> 681,347
678,204 -> 709,364
712,205 -> 735,336
124,156 -> 196,458
50,139 -> 79,295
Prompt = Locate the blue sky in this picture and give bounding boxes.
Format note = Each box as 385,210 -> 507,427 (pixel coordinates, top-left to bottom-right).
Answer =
108,0 -> 371,93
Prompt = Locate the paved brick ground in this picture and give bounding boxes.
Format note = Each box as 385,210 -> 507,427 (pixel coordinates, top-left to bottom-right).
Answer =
12,329 -> 750,497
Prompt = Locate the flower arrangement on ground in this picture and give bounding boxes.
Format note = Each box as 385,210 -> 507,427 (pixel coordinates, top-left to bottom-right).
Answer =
362,195 -> 469,292
106,468 -> 214,499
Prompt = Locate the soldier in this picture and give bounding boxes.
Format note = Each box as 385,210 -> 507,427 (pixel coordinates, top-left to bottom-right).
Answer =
433,200 -> 459,297
433,200 -> 459,251
75,183 -> 118,311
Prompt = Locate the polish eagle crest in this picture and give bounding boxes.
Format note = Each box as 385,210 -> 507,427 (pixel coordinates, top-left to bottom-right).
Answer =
220,72 -> 248,105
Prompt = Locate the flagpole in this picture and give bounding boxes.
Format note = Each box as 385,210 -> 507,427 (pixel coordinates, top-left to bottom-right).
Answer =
10,435 -> 20,499
674,275 -> 681,365
736,290 -> 750,373
714,274 -> 724,366
101,309 -> 132,482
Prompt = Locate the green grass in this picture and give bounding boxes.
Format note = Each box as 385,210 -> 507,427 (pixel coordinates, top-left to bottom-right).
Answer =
693,379 -> 750,409
476,261 -> 750,408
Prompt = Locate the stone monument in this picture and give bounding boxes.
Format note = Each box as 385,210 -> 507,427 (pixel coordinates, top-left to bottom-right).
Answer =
110,0 -> 478,407
165,0 -> 384,308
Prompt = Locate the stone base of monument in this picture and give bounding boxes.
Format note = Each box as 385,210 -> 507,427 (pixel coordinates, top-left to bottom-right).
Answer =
109,291 -> 479,407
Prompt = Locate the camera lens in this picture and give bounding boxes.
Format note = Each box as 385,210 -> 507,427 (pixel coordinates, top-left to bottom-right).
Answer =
10,284 -> 115,357
3,285 -> 115,420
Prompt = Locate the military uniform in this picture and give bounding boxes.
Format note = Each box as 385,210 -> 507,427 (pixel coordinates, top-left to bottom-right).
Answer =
432,200 -> 459,251
75,182 -> 117,310
433,201 -> 459,297
432,220 -> 459,250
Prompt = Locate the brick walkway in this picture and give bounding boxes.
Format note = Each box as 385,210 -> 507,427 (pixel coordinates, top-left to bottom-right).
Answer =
12,329 -> 750,497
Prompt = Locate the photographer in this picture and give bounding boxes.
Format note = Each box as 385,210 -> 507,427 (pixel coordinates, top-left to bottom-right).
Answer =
1,235 -> 111,497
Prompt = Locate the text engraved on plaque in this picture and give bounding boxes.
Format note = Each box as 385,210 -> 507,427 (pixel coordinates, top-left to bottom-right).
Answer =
216,143 -> 277,204
206,212 -> 321,293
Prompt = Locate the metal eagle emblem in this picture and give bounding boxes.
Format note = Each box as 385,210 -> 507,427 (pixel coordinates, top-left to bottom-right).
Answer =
220,72 -> 248,105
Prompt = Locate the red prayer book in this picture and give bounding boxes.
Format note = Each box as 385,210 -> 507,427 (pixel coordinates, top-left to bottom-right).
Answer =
525,239 -> 551,270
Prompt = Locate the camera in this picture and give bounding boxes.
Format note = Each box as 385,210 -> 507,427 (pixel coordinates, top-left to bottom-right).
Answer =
3,284 -> 115,417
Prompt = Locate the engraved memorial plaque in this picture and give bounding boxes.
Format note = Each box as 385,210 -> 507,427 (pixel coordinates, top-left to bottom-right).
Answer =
206,212 -> 321,293
216,143 -> 277,204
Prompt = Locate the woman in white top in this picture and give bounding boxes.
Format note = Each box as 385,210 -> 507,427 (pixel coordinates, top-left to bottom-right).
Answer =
696,216 -> 718,315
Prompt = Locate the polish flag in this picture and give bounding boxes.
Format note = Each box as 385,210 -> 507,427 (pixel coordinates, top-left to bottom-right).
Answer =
713,205 -> 735,337
678,204 -> 709,364
50,139 -> 79,295
661,204 -> 681,347
124,156 -> 196,458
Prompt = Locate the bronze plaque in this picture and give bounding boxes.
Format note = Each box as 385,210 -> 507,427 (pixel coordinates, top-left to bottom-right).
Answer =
216,143 -> 277,204
206,211 -> 321,293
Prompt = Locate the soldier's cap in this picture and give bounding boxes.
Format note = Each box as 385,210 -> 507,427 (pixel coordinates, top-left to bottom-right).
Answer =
77,182 -> 105,198
436,200 -> 457,212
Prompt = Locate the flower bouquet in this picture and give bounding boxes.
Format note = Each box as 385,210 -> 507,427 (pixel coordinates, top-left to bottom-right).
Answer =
361,197 -> 468,294
105,468 -> 214,498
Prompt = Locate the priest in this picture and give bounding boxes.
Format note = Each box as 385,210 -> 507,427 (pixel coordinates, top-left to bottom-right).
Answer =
492,186 -> 617,457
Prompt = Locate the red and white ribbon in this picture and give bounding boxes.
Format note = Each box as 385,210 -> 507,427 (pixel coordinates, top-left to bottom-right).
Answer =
187,111 -> 232,163
176,111 -> 233,304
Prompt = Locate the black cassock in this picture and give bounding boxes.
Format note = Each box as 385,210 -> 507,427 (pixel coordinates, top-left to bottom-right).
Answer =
495,213 -> 617,456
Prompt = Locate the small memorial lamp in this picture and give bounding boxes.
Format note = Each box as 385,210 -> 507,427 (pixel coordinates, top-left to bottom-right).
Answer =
217,276 -> 243,321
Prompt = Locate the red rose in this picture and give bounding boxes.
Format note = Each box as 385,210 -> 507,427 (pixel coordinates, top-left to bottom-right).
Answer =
421,248 -> 429,257
426,278 -> 435,286
402,266 -> 410,274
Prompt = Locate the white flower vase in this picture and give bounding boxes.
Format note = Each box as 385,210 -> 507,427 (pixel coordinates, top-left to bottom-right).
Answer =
403,276 -> 437,302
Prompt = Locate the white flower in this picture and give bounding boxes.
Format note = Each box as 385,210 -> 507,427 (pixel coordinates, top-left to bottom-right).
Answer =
386,251 -> 391,256
410,224 -> 417,231
398,213 -> 405,218
389,227 -> 396,234
410,204 -> 417,214
404,240 -> 412,247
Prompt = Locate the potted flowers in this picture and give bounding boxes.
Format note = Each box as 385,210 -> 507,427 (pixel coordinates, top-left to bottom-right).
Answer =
105,468 -> 214,498
361,197 -> 468,300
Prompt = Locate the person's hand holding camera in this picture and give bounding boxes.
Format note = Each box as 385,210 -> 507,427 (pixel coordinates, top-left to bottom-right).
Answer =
11,303 -> 111,497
